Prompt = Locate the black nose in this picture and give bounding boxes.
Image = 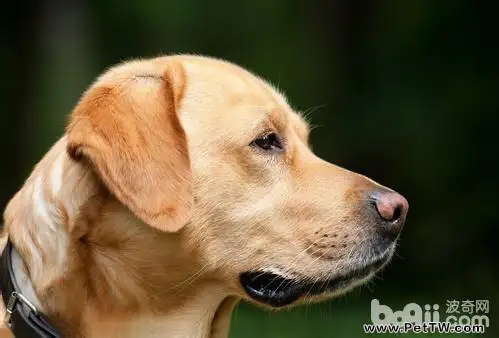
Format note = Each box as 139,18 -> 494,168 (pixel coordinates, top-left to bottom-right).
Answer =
370,190 -> 409,240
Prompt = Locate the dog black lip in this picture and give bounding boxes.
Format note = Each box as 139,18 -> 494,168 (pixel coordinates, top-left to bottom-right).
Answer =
239,255 -> 388,307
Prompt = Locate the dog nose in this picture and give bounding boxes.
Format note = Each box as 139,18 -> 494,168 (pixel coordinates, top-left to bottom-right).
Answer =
370,190 -> 409,237
374,191 -> 408,222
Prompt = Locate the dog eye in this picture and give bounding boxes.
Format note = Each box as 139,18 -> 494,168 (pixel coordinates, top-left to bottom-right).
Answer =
251,133 -> 284,152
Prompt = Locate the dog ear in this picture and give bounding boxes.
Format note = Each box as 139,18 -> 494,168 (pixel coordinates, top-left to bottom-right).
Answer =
66,61 -> 192,232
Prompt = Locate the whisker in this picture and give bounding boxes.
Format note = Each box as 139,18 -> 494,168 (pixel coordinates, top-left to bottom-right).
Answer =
164,260 -> 215,296
260,237 -> 324,291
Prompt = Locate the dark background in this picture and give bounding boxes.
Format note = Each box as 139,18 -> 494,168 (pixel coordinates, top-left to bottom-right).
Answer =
1,1 -> 497,337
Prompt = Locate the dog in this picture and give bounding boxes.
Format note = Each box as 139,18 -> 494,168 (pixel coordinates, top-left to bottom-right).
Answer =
0,55 -> 408,337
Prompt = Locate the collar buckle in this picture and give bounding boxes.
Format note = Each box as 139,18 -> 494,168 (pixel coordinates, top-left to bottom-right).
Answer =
6,291 -> 38,326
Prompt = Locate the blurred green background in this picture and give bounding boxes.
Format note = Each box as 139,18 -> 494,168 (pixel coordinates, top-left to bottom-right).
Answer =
1,1 -> 497,337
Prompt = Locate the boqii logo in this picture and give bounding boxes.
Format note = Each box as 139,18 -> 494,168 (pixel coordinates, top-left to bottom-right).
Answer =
363,299 -> 489,334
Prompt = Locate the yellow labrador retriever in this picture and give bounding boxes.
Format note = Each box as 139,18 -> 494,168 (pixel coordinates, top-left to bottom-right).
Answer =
0,55 -> 408,337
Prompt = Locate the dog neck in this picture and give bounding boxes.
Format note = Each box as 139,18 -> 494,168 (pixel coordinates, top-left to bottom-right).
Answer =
82,294 -> 238,338
76,202 -> 239,338
2,138 -> 239,337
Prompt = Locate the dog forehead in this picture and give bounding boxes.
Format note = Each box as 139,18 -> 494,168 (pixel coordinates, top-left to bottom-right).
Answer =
179,57 -> 287,108
176,57 -> 306,134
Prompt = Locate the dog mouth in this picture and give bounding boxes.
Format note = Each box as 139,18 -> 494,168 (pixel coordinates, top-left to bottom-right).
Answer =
239,255 -> 389,307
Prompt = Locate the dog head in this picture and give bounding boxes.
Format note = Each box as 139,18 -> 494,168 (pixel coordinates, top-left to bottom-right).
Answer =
65,55 -> 408,309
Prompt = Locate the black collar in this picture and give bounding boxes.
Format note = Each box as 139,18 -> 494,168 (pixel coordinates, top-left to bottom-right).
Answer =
1,240 -> 61,337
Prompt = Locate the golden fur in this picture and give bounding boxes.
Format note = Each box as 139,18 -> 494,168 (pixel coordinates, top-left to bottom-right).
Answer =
1,55 -> 401,337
